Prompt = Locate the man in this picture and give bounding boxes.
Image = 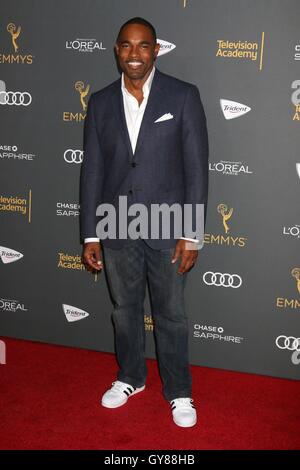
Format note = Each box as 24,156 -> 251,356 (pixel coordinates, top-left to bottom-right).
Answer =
80,17 -> 209,428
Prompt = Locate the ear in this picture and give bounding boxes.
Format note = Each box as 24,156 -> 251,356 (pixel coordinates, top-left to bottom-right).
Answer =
154,42 -> 160,58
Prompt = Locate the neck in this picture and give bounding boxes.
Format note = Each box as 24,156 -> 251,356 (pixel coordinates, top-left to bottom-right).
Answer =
123,65 -> 154,94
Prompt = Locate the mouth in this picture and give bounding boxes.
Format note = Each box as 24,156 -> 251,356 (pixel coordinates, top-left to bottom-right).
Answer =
126,61 -> 144,69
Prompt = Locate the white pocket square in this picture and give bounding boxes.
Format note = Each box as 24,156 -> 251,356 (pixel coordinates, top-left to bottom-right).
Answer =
154,113 -> 174,123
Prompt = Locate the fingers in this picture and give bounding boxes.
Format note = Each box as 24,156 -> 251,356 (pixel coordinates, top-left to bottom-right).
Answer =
82,242 -> 102,272
177,252 -> 197,274
171,244 -> 182,264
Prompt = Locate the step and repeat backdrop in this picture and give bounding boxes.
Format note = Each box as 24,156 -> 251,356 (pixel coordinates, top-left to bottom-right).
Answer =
0,0 -> 299,380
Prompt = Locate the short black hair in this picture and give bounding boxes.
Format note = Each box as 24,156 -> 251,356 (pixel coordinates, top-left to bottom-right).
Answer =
117,17 -> 157,44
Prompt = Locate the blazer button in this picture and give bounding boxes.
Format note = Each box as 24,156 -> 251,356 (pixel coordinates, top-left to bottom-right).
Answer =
131,162 -> 137,167
128,189 -> 133,195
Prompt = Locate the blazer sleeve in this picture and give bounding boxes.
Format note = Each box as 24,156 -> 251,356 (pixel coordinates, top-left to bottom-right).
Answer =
79,93 -> 104,242
181,84 -> 209,246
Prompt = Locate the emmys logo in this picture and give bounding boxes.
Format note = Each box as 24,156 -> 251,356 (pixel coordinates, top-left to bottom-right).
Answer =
0,246 -> 23,264
0,340 -> 6,365
220,99 -> 251,120
204,203 -> 248,247
63,304 -> 90,322
217,203 -> 233,234
63,81 -> 90,122
8,22 -> 21,52
182,0 -> 188,7
0,23 -> 34,64
75,81 -> 90,111
292,268 -> 300,294
276,268 -> 300,310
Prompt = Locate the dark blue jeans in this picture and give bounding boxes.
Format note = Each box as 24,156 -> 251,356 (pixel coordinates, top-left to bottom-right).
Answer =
102,238 -> 192,401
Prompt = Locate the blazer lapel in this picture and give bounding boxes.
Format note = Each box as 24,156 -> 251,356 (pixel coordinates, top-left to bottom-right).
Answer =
133,69 -> 164,158
111,79 -> 134,161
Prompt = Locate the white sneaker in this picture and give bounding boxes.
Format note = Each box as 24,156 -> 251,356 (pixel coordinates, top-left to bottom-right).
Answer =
170,398 -> 197,427
101,381 -> 145,408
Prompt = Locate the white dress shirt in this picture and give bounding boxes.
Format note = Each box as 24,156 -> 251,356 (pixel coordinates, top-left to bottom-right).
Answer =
84,66 -> 198,244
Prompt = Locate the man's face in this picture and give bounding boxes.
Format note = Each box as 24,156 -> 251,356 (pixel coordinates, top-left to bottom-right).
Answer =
115,23 -> 160,80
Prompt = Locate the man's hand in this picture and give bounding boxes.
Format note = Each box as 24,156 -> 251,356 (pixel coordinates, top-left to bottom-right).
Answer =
82,242 -> 103,272
171,239 -> 198,274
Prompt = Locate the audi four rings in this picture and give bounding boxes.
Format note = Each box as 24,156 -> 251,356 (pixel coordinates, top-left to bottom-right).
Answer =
64,149 -> 83,163
203,271 -> 242,288
0,91 -> 32,106
276,336 -> 300,351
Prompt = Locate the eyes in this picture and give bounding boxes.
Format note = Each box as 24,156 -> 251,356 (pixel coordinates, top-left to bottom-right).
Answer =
120,44 -> 150,49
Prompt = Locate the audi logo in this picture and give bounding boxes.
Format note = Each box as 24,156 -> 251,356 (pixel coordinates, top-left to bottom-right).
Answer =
203,271 -> 242,288
276,336 -> 300,351
0,91 -> 32,106
64,149 -> 83,164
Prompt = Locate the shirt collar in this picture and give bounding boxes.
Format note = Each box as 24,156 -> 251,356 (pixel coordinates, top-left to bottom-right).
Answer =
121,65 -> 156,98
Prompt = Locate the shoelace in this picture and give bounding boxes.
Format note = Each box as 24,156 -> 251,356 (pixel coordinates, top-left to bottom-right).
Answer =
171,398 -> 195,409
111,381 -> 134,393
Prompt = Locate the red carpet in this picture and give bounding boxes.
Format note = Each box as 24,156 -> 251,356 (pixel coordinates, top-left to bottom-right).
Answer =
0,337 -> 299,450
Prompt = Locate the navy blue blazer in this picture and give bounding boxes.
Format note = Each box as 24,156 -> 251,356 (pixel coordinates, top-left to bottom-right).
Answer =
80,67 -> 209,250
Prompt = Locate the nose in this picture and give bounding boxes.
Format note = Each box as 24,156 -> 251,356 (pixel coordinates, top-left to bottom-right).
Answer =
128,44 -> 141,59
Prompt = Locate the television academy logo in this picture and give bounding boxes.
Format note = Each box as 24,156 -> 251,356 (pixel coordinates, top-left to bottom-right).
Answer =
64,149 -> 83,164
63,304 -> 90,322
193,324 -> 244,344
275,335 -> 300,366
65,38 -> 106,53
0,246 -> 23,264
216,34 -> 265,70
0,298 -> 27,312
276,268 -> 300,310
57,252 -> 85,271
157,39 -> 176,56
0,80 -> 32,106
0,22 -> 34,64
0,144 -> 35,161
220,99 -> 251,120
291,80 -> 300,121
0,191 -> 32,221
209,160 -> 253,176
63,81 -> 90,122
